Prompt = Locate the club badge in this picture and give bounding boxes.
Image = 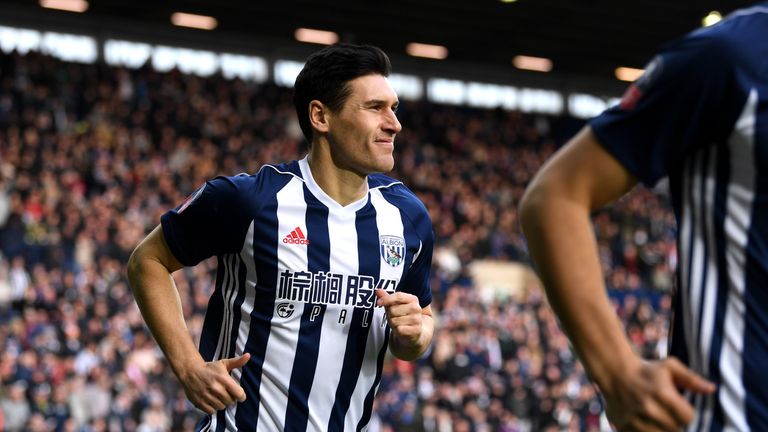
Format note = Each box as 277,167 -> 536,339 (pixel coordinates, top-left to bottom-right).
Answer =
380,235 -> 405,267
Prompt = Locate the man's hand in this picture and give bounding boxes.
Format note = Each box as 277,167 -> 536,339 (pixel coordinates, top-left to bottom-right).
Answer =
179,353 -> 251,414
604,357 -> 715,431
375,289 -> 433,360
375,289 -> 423,344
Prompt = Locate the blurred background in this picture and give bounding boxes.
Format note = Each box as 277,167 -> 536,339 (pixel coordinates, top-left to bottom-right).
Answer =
0,1 -> 756,431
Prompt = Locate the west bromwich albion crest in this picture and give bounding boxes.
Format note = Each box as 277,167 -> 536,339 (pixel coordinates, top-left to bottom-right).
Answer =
380,235 -> 405,267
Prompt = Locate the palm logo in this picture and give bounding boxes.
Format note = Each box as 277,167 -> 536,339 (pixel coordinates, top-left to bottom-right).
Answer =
276,302 -> 295,318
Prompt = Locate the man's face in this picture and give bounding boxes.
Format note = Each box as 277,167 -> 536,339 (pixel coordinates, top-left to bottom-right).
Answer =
325,74 -> 402,175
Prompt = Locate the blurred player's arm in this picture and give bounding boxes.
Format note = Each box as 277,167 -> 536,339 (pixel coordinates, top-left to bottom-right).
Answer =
375,290 -> 434,361
127,225 -> 248,414
519,126 -> 713,431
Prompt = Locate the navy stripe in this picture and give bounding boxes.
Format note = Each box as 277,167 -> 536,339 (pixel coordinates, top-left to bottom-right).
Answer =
234,193 -> 284,429
669,289 -> 688,361
695,148 -> 710,356
398,207 -> 419,294
328,201 -> 380,430
703,143 -> 730,432
744,106 -> 768,430
284,186 -> 330,432
285,303 -> 327,432
214,411 -> 226,432
356,326 -> 390,431
668,166 -> 690,366
199,257 -> 227,360
194,414 -> 212,432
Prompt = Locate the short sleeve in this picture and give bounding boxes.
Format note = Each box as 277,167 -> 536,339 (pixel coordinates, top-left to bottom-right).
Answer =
161,176 -> 253,266
590,31 -> 739,186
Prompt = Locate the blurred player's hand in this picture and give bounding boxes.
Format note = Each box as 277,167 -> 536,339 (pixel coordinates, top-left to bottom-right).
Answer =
604,357 -> 714,431
375,289 -> 423,345
179,353 -> 250,414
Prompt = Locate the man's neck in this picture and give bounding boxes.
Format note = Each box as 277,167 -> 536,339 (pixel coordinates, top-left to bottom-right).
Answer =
306,148 -> 368,207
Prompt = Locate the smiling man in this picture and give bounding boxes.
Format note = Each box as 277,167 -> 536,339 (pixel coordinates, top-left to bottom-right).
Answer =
127,44 -> 435,431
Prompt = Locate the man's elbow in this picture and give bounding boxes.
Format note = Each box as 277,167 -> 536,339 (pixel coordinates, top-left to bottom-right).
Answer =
519,183 -> 547,238
126,245 -> 145,289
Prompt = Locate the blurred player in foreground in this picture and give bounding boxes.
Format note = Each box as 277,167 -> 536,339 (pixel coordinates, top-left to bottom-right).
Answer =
521,3 -> 768,431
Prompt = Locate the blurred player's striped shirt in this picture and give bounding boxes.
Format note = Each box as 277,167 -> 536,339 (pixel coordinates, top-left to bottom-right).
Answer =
161,157 -> 433,431
591,3 -> 768,430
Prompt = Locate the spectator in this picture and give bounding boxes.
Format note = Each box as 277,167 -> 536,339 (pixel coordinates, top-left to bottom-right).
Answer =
0,380 -> 31,431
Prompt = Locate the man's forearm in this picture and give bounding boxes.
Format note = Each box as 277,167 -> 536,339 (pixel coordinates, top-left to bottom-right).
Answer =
520,191 -> 638,393
127,246 -> 204,378
389,315 -> 434,361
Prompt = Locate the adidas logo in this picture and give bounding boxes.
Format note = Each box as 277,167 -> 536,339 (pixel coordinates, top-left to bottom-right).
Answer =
283,226 -> 310,245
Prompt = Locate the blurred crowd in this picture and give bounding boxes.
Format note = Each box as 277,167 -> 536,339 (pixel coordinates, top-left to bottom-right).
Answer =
0,51 -> 674,431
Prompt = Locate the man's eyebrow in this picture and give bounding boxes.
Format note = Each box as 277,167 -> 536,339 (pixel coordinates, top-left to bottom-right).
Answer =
363,99 -> 400,107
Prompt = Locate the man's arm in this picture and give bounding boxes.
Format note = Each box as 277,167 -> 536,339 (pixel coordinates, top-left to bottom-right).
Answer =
375,290 -> 434,361
127,225 -> 249,414
519,126 -> 714,431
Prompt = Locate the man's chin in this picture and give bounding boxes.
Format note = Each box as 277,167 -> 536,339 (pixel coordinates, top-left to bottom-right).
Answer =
378,158 -> 395,173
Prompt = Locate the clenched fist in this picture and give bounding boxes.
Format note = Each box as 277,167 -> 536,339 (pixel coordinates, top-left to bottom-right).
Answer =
375,289 -> 433,360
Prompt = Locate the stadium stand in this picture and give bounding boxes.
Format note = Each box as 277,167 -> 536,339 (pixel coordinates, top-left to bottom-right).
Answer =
0,51 -> 674,431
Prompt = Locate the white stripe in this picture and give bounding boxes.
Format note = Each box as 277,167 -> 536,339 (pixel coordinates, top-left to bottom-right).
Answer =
258,177 -> 307,430
261,163 -> 303,181
412,240 -> 423,268
688,151 -> 706,374
726,5 -> 768,20
679,158 -> 694,362
370,181 -> 404,190
700,148 -> 718,376
719,89 -> 758,432
698,147 -> 719,430
370,189 -> 407,298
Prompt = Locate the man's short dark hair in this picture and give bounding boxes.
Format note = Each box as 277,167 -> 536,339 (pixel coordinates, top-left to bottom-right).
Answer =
293,43 -> 392,143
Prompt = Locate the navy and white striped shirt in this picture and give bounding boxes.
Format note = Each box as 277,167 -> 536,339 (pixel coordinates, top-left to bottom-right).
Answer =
161,157 -> 434,431
591,4 -> 768,430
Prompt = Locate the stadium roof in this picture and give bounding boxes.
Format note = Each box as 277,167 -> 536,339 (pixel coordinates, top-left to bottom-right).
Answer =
1,0 -> 758,93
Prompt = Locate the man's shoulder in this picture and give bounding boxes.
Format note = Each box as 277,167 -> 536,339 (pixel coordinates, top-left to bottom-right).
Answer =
368,172 -> 402,190
233,160 -> 302,184
683,7 -> 768,58
369,174 -> 430,219
208,160 -> 302,198
256,160 -> 303,181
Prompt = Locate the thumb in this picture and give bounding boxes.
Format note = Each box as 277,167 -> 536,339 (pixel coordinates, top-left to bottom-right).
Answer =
375,289 -> 391,305
667,357 -> 715,393
221,353 -> 251,372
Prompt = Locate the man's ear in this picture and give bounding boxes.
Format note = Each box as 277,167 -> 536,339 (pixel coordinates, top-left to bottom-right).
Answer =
309,100 -> 330,133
